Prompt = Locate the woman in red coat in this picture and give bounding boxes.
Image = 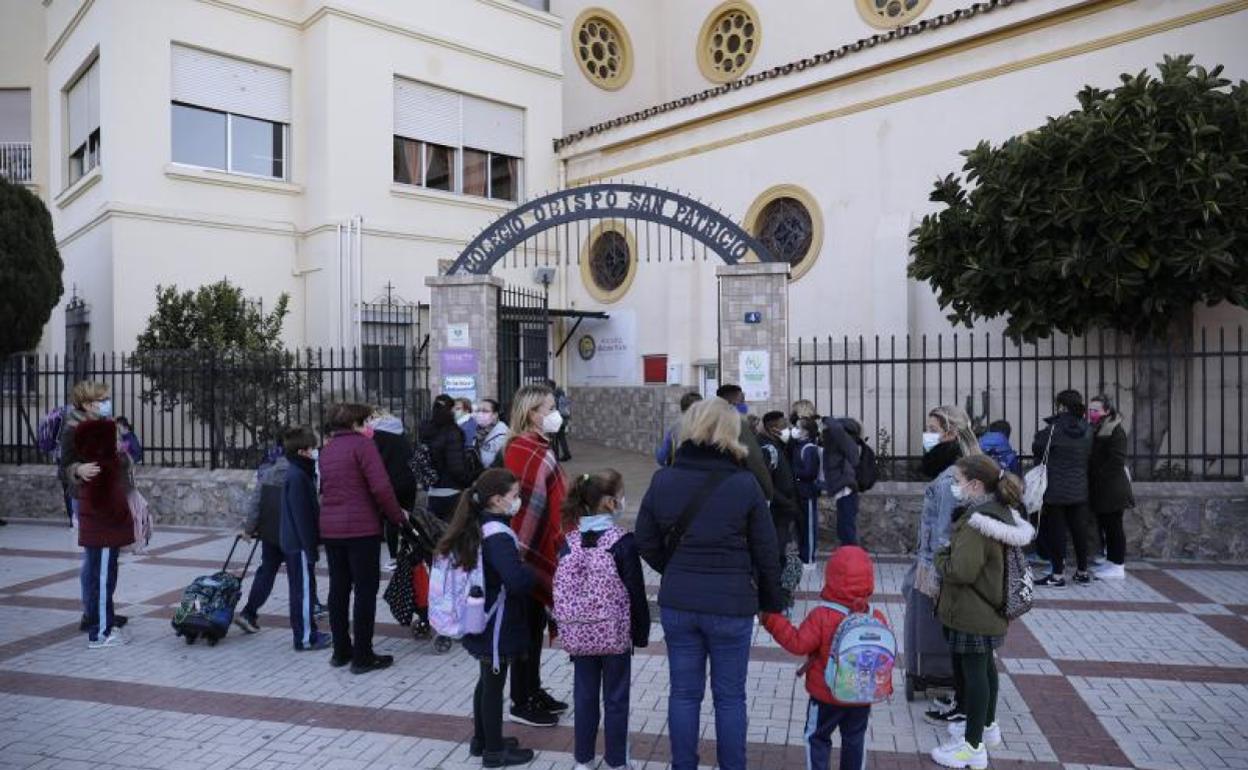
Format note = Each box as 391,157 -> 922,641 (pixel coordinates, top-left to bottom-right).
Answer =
61,381 -> 134,649
318,402 -> 407,674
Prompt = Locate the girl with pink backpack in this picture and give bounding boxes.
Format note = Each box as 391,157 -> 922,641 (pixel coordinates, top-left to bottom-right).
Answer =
553,470 -> 651,770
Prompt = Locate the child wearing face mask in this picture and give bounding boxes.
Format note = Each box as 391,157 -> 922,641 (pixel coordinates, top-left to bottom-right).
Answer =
437,469 -> 538,768
554,470 -> 650,770
788,417 -> 823,568
474,399 -> 510,469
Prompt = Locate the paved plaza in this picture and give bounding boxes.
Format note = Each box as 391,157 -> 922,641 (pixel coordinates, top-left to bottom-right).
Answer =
2,448 -> 1248,770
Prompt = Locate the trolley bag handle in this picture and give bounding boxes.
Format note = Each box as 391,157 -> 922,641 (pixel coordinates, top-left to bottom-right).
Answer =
222,534 -> 261,580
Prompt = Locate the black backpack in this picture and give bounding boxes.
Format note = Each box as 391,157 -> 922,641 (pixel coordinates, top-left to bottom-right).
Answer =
854,437 -> 878,492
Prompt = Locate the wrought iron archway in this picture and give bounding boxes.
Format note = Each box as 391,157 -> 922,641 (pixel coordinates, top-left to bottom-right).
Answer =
446,182 -> 779,274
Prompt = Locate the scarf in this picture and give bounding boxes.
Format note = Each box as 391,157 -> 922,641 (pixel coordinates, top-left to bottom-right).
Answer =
504,432 -> 567,607
921,439 -> 961,480
579,513 -> 615,532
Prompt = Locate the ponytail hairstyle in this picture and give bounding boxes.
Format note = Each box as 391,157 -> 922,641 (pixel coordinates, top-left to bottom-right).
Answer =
929,404 -> 982,459
436,468 -> 518,570
561,468 -> 623,531
955,455 -> 1024,511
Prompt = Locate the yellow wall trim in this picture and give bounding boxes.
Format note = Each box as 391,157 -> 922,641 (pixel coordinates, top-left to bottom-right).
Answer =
568,0 -> 1247,185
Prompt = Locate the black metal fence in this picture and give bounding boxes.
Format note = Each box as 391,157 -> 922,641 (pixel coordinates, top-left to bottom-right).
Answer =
497,284 -> 550,416
790,327 -> 1247,481
0,347 -> 430,470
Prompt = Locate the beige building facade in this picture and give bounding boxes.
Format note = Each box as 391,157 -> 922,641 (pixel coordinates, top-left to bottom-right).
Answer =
2,0 -> 1247,394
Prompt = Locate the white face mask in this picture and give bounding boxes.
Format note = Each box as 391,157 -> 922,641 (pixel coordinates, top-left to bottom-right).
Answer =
950,482 -> 965,502
542,410 -> 564,434
505,496 -> 522,516
922,432 -> 942,452
474,411 -> 496,428
614,495 -> 627,514
778,427 -> 793,443
794,429 -> 808,442
308,449 -> 320,462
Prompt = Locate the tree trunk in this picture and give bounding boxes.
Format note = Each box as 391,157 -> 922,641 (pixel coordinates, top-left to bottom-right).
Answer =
1129,312 -> 1193,481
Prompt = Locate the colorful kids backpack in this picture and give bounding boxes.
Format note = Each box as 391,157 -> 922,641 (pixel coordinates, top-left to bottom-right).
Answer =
37,405 -> 67,455
428,521 -> 514,639
822,602 -> 897,705
553,527 -> 632,656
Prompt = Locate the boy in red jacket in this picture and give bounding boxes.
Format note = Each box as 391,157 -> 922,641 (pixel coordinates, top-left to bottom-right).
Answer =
761,545 -> 888,770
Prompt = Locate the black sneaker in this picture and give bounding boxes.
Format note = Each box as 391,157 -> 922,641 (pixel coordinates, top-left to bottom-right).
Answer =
1073,571 -> 1093,585
924,706 -> 967,725
470,737 -> 520,758
507,702 -> 559,727
533,688 -> 568,715
350,654 -> 394,675
330,654 -> 352,668
482,746 -> 535,768
313,603 -> 328,619
1035,573 -> 1067,588
234,613 -> 260,634
294,632 -> 332,651
80,614 -> 129,632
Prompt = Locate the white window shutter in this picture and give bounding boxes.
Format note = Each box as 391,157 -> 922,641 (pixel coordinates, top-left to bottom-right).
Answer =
462,95 -> 524,158
393,78 -> 461,148
0,89 -> 32,143
171,45 -> 290,123
66,61 -> 96,150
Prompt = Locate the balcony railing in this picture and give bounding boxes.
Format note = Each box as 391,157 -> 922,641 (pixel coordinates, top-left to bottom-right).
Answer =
0,142 -> 33,184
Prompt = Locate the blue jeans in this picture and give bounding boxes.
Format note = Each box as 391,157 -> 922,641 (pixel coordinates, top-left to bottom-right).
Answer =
573,653 -> 631,767
661,607 -> 753,770
835,493 -> 859,546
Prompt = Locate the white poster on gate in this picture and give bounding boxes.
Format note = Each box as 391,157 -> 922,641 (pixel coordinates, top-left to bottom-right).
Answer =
568,310 -> 638,386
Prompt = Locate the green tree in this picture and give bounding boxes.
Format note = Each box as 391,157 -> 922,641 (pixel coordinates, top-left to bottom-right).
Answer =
134,280 -> 317,467
0,177 -> 63,357
909,55 -> 1248,477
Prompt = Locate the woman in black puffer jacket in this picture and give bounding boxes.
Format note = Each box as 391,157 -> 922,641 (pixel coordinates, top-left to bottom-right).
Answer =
1031,390 -> 1093,587
420,395 -> 470,521
1088,394 -> 1134,580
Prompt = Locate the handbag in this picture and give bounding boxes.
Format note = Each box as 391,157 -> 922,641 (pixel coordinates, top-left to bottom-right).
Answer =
1022,428 -> 1054,515
127,489 -> 153,555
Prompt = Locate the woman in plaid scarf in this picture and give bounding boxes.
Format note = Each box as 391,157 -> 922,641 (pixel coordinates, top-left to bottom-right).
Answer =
501,383 -> 569,727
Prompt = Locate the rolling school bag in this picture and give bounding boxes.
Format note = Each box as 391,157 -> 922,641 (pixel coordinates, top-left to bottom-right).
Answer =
171,535 -> 259,646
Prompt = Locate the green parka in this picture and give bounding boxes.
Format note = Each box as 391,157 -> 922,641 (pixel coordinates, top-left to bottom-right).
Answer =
935,499 -> 1035,637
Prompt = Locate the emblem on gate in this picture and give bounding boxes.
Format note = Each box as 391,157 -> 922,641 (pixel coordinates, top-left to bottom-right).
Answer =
578,334 -> 597,361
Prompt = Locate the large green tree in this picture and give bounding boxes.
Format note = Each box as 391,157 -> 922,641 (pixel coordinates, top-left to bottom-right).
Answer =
909,55 -> 1248,477
0,177 -> 63,357
134,280 -> 317,467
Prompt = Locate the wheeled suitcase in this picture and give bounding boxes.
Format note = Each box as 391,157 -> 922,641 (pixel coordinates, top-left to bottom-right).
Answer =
171,535 -> 259,646
902,564 -> 955,701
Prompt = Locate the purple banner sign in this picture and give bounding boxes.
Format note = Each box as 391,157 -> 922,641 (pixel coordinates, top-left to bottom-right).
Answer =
440,348 -> 479,376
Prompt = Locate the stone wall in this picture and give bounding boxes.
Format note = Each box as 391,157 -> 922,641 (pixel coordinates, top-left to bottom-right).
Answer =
0,465 -> 255,528
833,481 -> 1248,561
717,262 -> 789,416
568,385 -> 688,455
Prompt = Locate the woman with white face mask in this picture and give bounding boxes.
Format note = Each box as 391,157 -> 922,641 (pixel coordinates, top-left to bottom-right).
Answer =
474,399 -> 510,469
499,383 -> 569,727
904,405 -> 982,722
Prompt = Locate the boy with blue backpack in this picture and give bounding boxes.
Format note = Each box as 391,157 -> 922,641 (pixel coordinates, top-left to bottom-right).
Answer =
761,545 -> 895,770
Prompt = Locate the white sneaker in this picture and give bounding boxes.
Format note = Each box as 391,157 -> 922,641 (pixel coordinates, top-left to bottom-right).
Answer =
930,740 -> 988,769
573,764 -> 594,770
948,720 -> 1002,747
1093,562 -> 1126,580
87,630 -> 128,649
931,694 -> 956,711
384,561 -> 397,572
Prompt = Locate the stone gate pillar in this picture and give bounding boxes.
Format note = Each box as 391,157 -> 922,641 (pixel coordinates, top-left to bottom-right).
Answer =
425,274 -> 503,406
717,262 -> 790,416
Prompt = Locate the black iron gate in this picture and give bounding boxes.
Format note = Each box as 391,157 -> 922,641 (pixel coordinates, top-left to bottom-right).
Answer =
497,284 -> 549,416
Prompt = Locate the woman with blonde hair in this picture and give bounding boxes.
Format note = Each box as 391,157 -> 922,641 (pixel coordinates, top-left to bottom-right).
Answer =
501,382 -> 569,727
906,404 -> 982,723
635,398 -> 783,770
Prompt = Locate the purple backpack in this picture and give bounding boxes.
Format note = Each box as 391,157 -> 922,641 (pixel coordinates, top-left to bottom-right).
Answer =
37,405 -> 67,455
553,527 -> 631,656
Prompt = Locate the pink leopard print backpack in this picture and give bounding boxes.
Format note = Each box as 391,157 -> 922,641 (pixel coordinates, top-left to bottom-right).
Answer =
553,527 -> 632,656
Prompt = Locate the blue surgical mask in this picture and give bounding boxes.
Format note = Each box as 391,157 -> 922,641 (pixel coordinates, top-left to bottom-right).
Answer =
736,402 -> 749,415
97,399 -> 113,418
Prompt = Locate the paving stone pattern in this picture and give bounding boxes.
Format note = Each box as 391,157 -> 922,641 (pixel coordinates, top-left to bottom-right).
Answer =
2,501 -> 1248,767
